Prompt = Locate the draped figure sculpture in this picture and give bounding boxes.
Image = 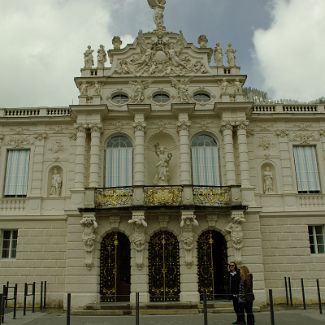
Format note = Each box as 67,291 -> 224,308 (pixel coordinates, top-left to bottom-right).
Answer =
147,0 -> 166,31
154,143 -> 172,185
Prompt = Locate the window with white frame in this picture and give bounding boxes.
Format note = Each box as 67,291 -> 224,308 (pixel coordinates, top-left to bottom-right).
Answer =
1,230 -> 18,259
293,146 -> 320,193
308,225 -> 325,254
191,134 -> 220,186
105,136 -> 133,187
4,149 -> 30,196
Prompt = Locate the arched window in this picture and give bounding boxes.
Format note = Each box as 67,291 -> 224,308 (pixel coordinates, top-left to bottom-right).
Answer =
191,134 -> 220,186
106,135 -> 133,187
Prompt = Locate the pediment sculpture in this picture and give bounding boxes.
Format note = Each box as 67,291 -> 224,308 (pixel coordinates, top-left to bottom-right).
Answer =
114,30 -> 209,77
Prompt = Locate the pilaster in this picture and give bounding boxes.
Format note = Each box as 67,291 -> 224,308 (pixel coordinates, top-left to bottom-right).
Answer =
221,121 -> 236,185
74,124 -> 87,189
89,124 -> 102,188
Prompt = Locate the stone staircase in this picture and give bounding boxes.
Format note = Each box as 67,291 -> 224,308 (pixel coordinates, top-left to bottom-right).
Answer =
73,300 -> 234,316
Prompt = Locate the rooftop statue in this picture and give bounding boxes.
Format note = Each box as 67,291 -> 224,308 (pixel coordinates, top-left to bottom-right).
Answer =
83,45 -> 94,69
147,0 -> 166,31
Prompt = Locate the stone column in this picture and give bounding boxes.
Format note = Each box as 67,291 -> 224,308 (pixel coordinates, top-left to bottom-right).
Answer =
179,210 -> 200,303
129,210 -> 149,304
177,115 -> 192,185
221,121 -> 236,185
89,124 -> 102,188
236,120 -> 250,187
74,124 -> 86,189
133,117 -> 146,186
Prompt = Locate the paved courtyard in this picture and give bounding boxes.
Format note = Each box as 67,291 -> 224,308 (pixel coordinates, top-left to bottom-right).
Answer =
2,309 -> 325,325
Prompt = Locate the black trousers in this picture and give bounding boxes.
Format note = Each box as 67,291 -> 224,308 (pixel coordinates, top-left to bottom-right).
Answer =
232,296 -> 239,320
238,301 -> 255,325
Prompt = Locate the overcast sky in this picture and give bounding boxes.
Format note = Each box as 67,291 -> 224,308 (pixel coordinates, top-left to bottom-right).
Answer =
0,0 -> 324,107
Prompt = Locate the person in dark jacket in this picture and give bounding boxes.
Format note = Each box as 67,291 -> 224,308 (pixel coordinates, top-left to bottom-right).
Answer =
237,265 -> 255,325
228,261 -> 240,324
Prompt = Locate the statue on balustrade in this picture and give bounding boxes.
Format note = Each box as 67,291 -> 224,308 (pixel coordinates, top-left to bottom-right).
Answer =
83,45 -> 94,68
154,143 -> 172,185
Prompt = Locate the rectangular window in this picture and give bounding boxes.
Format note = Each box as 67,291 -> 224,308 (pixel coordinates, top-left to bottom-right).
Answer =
4,149 -> 30,196
293,146 -> 320,193
1,230 -> 18,259
308,225 -> 325,254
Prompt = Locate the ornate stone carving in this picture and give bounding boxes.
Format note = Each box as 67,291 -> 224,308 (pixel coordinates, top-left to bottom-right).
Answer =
214,42 -> 223,66
97,44 -> 107,68
83,45 -> 94,69
220,79 -> 229,95
147,0 -> 166,31
221,120 -> 234,132
93,82 -> 102,96
95,188 -> 133,208
34,133 -> 48,142
128,212 -> 147,269
258,136 -> 274,150
275,129 -> 289,138
193,187 -> 231,206
133,121 -> 146,132
180,212 -> 198,267
130,80 -> 150,103
80,215 -> 98,269
5,136 -> 34,147
171,78 -> 191,102
225,211 -> 245,263
289,132 -> 316,144
198,35 -> 208,48
154,143 -> 172,185
78,82 -> 88,96
177,120 -> 191,132
115,30 -> 208,77
112,36 -> 122,50
49,167 -> 63,197
226,43 -> 236,67
236,120 -> 249,130
144,186 -> 183,206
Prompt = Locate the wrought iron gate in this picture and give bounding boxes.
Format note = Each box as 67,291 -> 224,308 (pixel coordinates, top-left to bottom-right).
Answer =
197,230 -> 228,300
100,232 -> 130,302
149,231 -> 180,302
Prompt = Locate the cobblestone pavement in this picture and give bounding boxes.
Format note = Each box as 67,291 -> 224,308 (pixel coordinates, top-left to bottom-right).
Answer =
2,309 -> 325,325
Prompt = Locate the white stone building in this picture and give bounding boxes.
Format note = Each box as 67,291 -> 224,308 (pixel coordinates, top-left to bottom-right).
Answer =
0,0 -> 324,310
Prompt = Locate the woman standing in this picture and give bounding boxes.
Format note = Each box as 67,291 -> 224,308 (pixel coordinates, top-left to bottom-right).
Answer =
238,265 -> 255,325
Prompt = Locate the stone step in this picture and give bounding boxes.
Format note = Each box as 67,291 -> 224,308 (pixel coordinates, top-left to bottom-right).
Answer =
72,301 -> 236,316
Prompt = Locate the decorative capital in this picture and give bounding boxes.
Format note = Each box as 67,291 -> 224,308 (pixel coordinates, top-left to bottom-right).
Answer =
75,124 -> 86,133
221,120 -> 233,132
133,121 -> 146,132
177,120 -> 191,132
89,124 -> 102,133
236,120 -> 249,130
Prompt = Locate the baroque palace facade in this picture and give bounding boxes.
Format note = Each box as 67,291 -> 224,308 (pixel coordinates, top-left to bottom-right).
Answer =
0,0 -> 325,309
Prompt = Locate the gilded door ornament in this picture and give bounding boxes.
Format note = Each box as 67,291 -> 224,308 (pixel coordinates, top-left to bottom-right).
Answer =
225,211 -> 246,263
197,231 -> 228,300
149,231 -> 180,302
80,215 -> 98,269
128,212 -> 147,269
100,232 -> 131,302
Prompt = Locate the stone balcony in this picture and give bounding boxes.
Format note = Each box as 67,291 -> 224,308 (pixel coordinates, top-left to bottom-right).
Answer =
92,185 -> 242,209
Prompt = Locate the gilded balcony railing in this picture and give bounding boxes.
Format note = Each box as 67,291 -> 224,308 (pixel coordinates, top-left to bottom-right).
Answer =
94,185 -> 235,208
144,186 -> 183,206
193,186 -> 231,206
95,187 -> 133,208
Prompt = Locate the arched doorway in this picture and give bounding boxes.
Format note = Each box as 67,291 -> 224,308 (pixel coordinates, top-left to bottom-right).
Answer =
100,232 -> 131,302
148,231 -> 180,302
197,230 -> 228,300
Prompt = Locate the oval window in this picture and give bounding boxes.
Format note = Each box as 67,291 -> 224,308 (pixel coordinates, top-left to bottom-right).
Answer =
193,92 -> 211,103
111,93 -> 129,105
153,92 -> 170,104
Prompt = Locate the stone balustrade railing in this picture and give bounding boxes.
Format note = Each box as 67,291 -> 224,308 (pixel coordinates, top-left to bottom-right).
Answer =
253,104 -> 324,114
0,107 -> 71,117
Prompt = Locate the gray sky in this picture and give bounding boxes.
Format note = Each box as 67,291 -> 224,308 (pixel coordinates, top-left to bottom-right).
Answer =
0,0 -> 324,107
